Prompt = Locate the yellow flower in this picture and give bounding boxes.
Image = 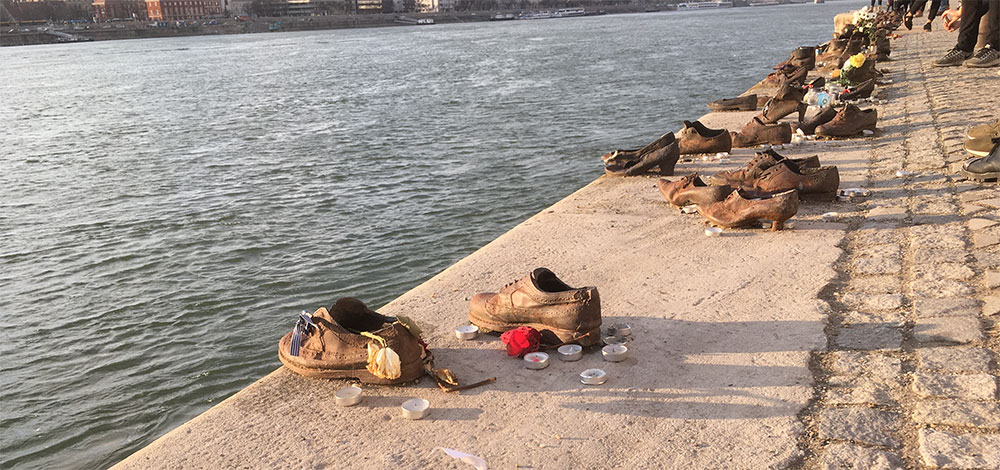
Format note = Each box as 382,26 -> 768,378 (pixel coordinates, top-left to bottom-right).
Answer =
832,69 -> 842,79
848,53 -> 866,69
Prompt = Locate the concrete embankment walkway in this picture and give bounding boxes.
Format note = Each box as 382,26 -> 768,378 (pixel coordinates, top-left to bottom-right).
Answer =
112,17 -> 1000,470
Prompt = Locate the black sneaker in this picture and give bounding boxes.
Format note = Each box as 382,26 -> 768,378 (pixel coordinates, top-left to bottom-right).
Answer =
904,14 -> 913,30
934,48 -> 972,67
922,21 -> 932,31
964,46 -> 1000,68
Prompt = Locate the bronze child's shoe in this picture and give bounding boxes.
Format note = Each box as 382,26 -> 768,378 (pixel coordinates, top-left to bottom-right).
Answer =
468,268 -> 602,346
815,104 -> 878,138
732,116 -> 792,148
698,188 -> 799,231
277,298 -> 426,384
706,94 -> 757,112
840,79 -> 875,101
709,149 -> 820,186
605,134 -> 680,177
657,174 -> 736,208
740,163 -> 840,201
678,120 -> 733,154
797,105 -> 838,136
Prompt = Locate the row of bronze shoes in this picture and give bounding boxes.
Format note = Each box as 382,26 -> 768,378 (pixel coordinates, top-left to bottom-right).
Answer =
276,267 -> 604,387
659,149 -> 839,231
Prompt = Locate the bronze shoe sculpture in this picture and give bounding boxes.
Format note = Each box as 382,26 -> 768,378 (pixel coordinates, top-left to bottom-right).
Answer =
797,105 -> 838,136
787,46 -> 816,71
840,79 -> 875,101
759,96 -> 807,124
815,104 -> 877,138
698,188 -> 799,231
732,117 -> 792,148
818,38 -> 848,65
739,163 -> 840,201
469,268 -> 601,347
601,132 -> 674,164
604,133 -> 680,177
678,120 -> 733,154
707,94 -> 757,112
657,174 -> 735,208
709,149 -> 820,186
277,298 -> 426,383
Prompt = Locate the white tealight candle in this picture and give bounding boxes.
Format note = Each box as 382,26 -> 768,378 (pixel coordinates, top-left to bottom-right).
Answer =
334,386 -> 363,407
580,368 -> 608,385
602,344 -> 628,362
455,325 -> 479,340
401,398 -> 430,420
608,323 -> 632,337
557,344 -> 583,362
523,352 -> 550,369
821,212 -> 839,221
705,227 -> 723,237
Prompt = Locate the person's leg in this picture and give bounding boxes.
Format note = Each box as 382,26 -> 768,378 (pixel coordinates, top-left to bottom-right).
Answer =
990,0 -> 1000,48
927,0 -> 942,20
957,0 -> 988,52
935,0 -> 987,65
906,0 -> 927,29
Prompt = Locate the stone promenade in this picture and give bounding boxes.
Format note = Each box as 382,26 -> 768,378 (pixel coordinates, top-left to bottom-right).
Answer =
110,16 -> 1000,470
796,27 -> 1000,469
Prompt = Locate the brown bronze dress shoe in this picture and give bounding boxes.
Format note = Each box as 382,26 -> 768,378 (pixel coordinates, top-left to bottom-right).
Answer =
760,96 -> 807,124
605,135 -> 680,177
815,104 -> 877,138
818,38 -> 848,65
658,174 -> 735,208
278,298 -> 426,384
707,94 -> 757,112
678,120 -> 733,154
797,105 -> 838,136
739,163 -> 840,201
732,117 -> 792,148
709,149 -> 820,186
601,132 -> 674,164
469,268 -> 601,346
698,188 -> 799,231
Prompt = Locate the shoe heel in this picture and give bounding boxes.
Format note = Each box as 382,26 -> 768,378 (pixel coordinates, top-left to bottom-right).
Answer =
797,103 -> 807,123
771,218 -> 788,231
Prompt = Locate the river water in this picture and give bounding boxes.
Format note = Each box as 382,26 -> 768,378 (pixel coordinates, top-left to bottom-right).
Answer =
0,3 -> 851,468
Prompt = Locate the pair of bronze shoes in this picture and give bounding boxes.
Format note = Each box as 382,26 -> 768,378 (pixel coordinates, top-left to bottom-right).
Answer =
603,132 -> 680,177
658,174 -> 799,232
657,149 -> 841,229
662,150 -> 837,202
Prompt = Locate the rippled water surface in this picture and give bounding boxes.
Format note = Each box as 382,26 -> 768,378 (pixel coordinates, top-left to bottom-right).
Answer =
1,3 -> 852,468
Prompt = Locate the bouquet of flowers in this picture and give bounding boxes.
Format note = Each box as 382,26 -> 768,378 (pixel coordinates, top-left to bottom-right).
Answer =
834,52 -> 869,87
852,6 -> 879,43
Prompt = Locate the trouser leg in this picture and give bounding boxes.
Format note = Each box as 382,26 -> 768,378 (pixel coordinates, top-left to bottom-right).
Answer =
990,0 -> 1000,48
927,0 -> 942,19
958,0 -> 989,51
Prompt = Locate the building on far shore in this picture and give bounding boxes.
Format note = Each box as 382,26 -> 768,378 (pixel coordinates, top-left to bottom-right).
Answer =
144,0 -> 221,20
92,0 -> 148,20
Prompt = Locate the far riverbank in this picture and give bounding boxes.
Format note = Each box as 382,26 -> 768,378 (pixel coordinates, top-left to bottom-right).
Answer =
3,5 -> 643,46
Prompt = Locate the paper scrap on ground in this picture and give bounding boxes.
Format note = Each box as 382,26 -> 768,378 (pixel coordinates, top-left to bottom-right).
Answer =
433,447 -> 487,470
